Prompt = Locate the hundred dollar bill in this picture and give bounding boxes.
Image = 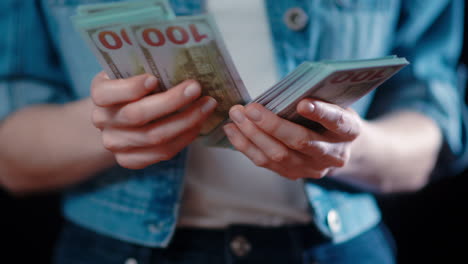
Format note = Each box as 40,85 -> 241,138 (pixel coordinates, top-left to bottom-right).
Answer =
77,0 -> 175,17
73,7 -> 173,80
207,56 -> 409,147
128,14 -> 250,135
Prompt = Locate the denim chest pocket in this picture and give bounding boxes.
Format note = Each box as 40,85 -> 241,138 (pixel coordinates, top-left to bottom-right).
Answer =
305,0 -> 399,60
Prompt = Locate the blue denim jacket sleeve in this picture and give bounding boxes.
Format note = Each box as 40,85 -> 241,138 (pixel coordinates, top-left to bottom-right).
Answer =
1,0 -> 466,248
0,1 -> 72,121
368,0 -> 468,174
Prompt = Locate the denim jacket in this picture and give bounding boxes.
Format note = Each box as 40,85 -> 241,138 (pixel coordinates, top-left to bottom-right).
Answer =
1,0 -> 466,247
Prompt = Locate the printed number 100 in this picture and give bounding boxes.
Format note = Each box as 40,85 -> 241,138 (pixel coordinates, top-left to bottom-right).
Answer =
98,24 -> 208,50
142,24 -> 208,47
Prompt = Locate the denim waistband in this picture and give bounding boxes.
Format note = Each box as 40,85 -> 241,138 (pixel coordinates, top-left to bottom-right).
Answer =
54,220 -> 395,264
54,220 -> 331,264
172,223 -> 331,251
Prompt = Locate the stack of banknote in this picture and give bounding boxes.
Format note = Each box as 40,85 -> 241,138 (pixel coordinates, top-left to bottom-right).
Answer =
73,0 -> 408,147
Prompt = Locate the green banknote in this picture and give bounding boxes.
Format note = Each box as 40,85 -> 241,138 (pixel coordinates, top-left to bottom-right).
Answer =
207,56 -> 409,147
73,4 -> 174,79
128,15 -> 250,135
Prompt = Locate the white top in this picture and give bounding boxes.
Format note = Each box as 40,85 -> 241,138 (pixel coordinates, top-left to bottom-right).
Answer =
178,0 -> 311,228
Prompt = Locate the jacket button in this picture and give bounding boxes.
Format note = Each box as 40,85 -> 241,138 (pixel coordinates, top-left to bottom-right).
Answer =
283,7 -> 309,31
124,258 -> 138,264
230,235 -> 252,257
327,209 -> 342,233
147,223 -> 159,233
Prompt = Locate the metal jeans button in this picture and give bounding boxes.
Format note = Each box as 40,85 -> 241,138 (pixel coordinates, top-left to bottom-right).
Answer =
283,7 -> 309,31
125,258 -> 138,264
327,209 -> 342,233
230,235 -> 252,257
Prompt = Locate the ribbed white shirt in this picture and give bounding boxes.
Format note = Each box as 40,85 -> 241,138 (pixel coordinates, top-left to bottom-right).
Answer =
179,0 -> 311,228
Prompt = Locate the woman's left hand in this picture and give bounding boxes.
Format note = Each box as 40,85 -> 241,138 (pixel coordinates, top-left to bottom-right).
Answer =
223,98 -> 362,180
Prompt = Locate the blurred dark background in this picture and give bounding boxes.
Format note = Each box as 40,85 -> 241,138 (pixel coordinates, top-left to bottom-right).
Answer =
1,8 -> 467,264
376,5 -> 468,263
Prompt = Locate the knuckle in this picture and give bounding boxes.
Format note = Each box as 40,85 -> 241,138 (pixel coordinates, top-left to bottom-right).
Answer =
92,108 -> 106,128
101,133 -> 119,151
310,160 -> 330,171
333,157 -> 346,168
188,107 -> 205,127
315,106 -> 327,121
270,149 -> 289,163
309,170 -> 327,179
157,152 -> 173,162
116,155 -> 153,170
120,106 -> 145,126
312,142 -> 328,158
128,82 -> 147,99
335,150 -> 350,167
325,109 -> 344,132
233,138 -> 250,152
252,156 -> 269,167
115,155 -> 136,169
266,117 -> 282,134
91,87 -> 105,106
336,111 -> 346,129
241,123 -> 257,136
292,138 -> 310,151
146,130 -> 166,145
348,120 -> 362,139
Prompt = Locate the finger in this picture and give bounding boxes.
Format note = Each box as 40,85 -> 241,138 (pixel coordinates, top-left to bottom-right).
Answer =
101,96 -> 217,152
113,80 -> 203,127
306,141 -> 349,168
224,124 -> 325,180
230,105 -> 302,164
114,126 -> 200,170
243,103 -> 321,152
91,72 -> 158,107
92,105 -> 119,130
223,124 -> 327,180
223,123 -> 271,168
297,99 -> 361,141
242,104 -> 347,168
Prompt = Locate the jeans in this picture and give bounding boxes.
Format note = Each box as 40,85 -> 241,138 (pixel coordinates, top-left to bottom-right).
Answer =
54,221 -> 396,264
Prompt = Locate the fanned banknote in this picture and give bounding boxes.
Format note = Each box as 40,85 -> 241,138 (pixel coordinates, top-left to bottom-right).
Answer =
73,2 -> 408,147
207,56 -> 409,147
128,15 -> 250,135
73,3 -> 173,79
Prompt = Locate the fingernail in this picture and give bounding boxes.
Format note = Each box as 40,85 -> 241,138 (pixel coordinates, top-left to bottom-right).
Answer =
230,109 -> 245,123
184,82 -> 201,97
307,103 -> 315,113
245,107 -> 262,122
144,76 -> 158,89
201,98 -> 217,113
223,126 -> 235,137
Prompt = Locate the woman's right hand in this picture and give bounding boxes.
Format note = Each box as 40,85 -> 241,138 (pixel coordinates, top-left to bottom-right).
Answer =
90,72 -> 217,169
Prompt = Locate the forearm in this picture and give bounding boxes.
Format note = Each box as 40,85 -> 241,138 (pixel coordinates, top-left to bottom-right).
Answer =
0,98 -> 115,194
331,111 -> 443,193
